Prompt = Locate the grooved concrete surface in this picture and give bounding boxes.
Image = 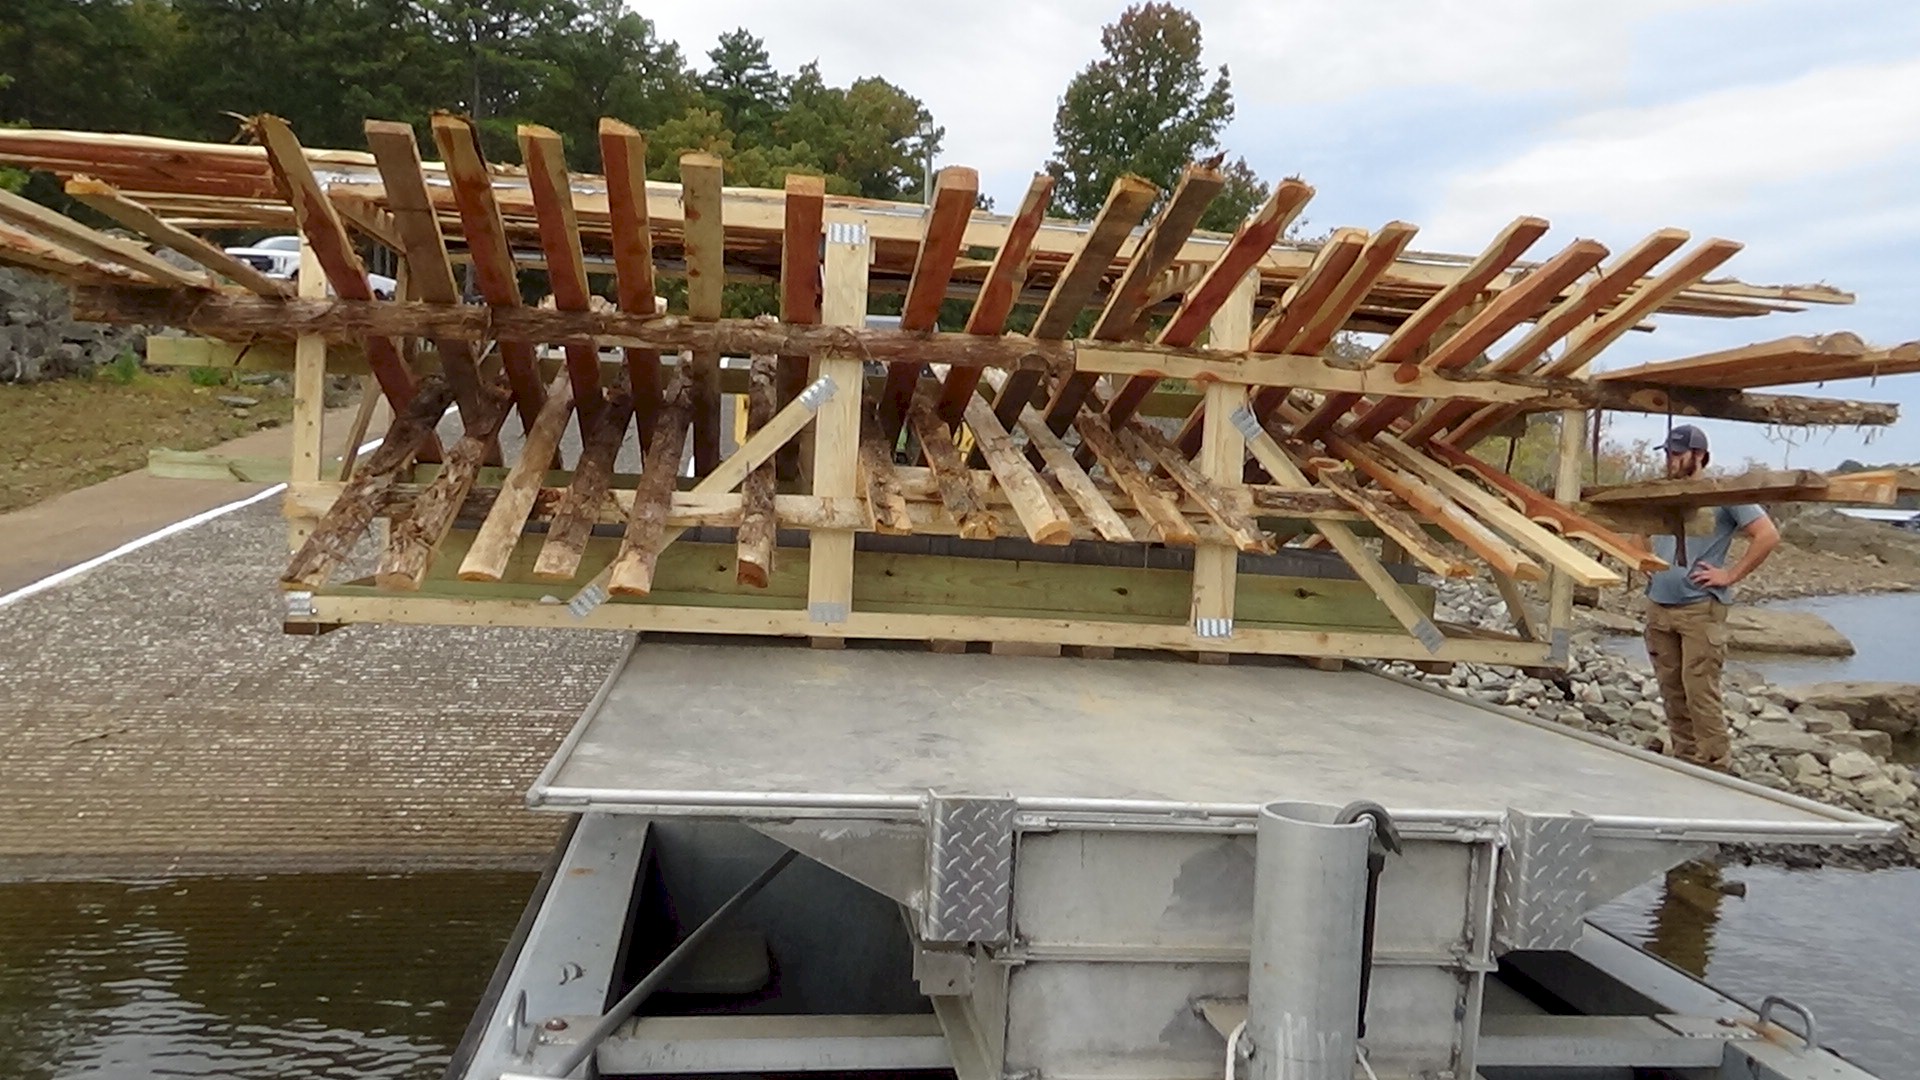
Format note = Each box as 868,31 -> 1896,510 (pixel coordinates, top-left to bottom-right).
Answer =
0,497 -> 628,879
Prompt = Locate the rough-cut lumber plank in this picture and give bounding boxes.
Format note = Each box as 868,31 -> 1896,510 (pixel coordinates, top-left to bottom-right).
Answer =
960,392 -> 1073,544
63,177 -> 289,296
1313,465 -> 1472,579
776,174 -> 827,478
1104,179 -> 1315,428
1581,468 -> 1838,507
737,354 -> 780,586
1126,420 -> 1272,553
0,220 -> 154,284
1372,432 -> 1621,587
679,150 -> 726,474
1491,572 -> 1543,642
519,124 -> 605,424
599,117 -> 663,439
361,119 -> 488,425
607,380 -> 693,596
1231,407 -> 1444,652
533,391 -> 636,582
282,376 -> 453,587
1250,228 -> 1368,354
908,392 -> 1000,540
976,368 -> 1136,543
430,113 -> 547,430
336,374 -> 381,480
458,373 -> 576,581
992,173 -> 1158,429
1295,215 -> 1548,440
1042,164 -> 1224,432
937,173 -> 1053,426
379,381 -> 516,589
1597,332 -> 1907,390
859,398 -> 914,535
1074,410 -> 1197,545
1289,222 -> 1421,356
258,114 -> 423,422
0,184 -> 210,288
1422,439 -> 1664,571
879,166 -> 978,437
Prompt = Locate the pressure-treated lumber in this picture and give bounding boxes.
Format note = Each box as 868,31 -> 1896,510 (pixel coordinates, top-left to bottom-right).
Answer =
519,124 -> 605,424
679,151 -> 726,475
282,376 -> 453,587
805,228 -> 868,627
879,166 -> 978,437
378,382 -> 515,589
992,173 -> 1157,428
937,173 -> 1053,425
908,391 -> 1000,540
598,118 -> 663,437
961,392 -> 1074,544
1074,410 -> 1198,545
458,372 -> 576,581
63,177 -> 289,296
429,113 -> 546,430
607,379 -> 694,596
361,120 -> 487,425
534,390 -> 637,582
737,354 -> 781,585
859,398 -> 914,535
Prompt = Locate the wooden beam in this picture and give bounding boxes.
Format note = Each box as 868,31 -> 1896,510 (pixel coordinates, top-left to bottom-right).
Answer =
362,119 -> 487,424
1311,464 -> 1473,579
679,151 -> 727,475
533,390 -> 636,582
1231,406 -> 1444,652
607,379 -> 693,596
378,382 -> 514,589
1423,439 -> 1665,572
1188,274 -> 1254,644
1125,419 -> 1272,553
288,239 -> 328,547
1295,215 -> 1548,441
959,391 -> 1072,544
0,220 -> 155,284
0,184 -> 211,288
257,114 -> 422,421
1598,332 -> 1920,390
805,224 -> 869,628
429,113 -> 546,431
992,174 -> 1158,429
519,124 -> 605,426
858,396 -> 913,534
878,166 -> 978,437
1582,468 -> 1843,507
737,354 -> 781,585
909,391 -> 1000,540
282,376 -> 453,588
1042,164 -> 1224,432
458,372 -> 576,581
63,177 -> 288,296
599,117 -> 663,439
932,173 -> 1056,428
1074,410 -> 1197,545
975,369 -> 1136,543
776,173 -> 827,479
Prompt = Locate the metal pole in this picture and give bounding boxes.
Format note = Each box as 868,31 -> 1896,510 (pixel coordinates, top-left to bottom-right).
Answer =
545,849 -> 798,1077
1242,801 -> 1372,1080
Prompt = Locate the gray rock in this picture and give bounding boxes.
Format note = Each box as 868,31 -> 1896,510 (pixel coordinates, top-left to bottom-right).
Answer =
218,394 -> 260,408
1827,729 -> 1896,758
1723,691 -> 1750,717
1829,750 -> 1881,783
1742,722 -> 1824,756
1785,752 -> 1826,783
1855,777 -> 1909,810
1793,706 -> 1852,734
1782,682 -> 1920,737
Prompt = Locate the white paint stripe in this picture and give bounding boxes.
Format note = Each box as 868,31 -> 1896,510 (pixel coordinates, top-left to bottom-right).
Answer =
0,437 -> 386,611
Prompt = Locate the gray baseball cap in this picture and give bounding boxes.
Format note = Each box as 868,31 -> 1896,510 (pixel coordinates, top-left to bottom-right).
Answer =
1663,424 -> 1709,453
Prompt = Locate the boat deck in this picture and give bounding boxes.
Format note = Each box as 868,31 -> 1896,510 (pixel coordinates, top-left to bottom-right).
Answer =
532,641 -> 1889,843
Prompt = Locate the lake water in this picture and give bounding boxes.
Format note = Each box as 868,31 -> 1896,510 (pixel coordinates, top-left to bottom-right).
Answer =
3,864 -> 1916,1078
1603,589 -> 1920,685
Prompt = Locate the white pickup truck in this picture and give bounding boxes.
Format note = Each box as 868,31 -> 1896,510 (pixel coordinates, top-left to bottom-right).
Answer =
223,234 -> 397,298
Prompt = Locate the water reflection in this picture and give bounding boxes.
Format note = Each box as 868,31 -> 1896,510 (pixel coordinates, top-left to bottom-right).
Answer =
0,873 -> 533,1079
1645,859 -> 1730,978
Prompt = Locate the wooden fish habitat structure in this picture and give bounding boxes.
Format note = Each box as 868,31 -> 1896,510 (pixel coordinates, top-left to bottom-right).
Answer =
1,115 -> 1915,666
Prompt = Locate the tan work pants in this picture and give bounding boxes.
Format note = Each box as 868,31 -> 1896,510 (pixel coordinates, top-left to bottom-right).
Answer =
1644,599 -> 1731,769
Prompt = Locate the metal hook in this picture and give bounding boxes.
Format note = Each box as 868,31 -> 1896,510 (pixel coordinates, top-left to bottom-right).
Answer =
1335,800 -> 1403,855
1756,995 -> 1820,1052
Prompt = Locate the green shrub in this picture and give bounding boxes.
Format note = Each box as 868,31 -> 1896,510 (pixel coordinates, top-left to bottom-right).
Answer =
188,366 -> 229,387
98,351 -> 141,385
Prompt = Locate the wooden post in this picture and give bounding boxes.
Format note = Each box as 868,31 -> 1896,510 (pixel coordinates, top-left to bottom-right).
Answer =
289,237 -> 327,549
807,220 -> 869,646
1547,408 -> 1588,665
1191,272 -> 1256,663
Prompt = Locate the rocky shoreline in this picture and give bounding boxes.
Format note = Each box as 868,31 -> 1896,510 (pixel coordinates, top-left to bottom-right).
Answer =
1377,579 -> 1920,870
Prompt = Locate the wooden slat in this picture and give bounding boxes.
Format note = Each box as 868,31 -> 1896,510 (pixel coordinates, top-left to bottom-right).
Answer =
976,369 -> 1136,543
282,377 -> 453,588
878,166 -> 978,437
775,174 -> 827,480
607,379 -> 693,596
429,113 -> 547,431
257,114 -> 422,420
908,391 -> 1000,540
1126,420 -> 1272,553
378,382 -> 515,589
1295,215 -> 1548,441
1250,229 -> 1368,352
457,372 -> 576,581
1232,406 -> 1444,651
1042,164 -> 1224,433
0,220 -> 155,283
519,124 -> 606,426
63,177 -> 288,296
1598,332 -> 1887,390
960,391 -> 1073,544
936,173 -> 1054,425
1311,464 -> 1471,578
599,117 -> 663,439
1423,439 -> 1664,571
362,119 -> 487,424
680,150 -> 726,475
991,173 -> 1158,429
859,397 -> 914,534
737,355 -> 781,585
0,184 -> 211,288
1074,410 -> 1197,545
533,391 -> 637,582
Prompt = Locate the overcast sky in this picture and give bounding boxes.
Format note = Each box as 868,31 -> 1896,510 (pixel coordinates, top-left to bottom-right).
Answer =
648,0 -> 1920,467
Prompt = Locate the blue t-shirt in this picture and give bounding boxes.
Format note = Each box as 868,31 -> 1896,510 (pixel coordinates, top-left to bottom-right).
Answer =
1645,504 -> 1765,606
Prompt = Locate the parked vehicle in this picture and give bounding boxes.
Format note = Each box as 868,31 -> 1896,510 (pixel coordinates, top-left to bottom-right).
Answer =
222,234 -> 397,298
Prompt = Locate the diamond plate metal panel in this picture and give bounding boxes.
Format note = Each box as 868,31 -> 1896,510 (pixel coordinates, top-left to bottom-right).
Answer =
1494,811 -> 1594,953
923,795 -> 1016,943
